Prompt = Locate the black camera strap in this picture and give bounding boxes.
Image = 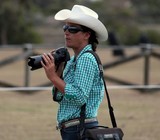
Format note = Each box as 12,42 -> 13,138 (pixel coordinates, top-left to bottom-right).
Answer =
80,50 -> 117,132
53,61 -> 67,102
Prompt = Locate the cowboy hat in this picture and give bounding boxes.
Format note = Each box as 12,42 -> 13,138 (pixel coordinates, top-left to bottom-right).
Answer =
54,5 -> 108,41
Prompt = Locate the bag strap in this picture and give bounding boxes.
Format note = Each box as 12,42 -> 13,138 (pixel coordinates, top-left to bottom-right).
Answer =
80,50 -> 117,128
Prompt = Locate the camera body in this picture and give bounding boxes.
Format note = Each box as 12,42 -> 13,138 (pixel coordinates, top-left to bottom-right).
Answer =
28,47 -> 70,71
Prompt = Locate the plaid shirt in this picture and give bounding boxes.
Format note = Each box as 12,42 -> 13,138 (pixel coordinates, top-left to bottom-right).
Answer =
53,45 -> 104,123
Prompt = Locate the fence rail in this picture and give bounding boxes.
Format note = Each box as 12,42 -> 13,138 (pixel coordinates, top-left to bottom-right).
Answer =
0,43 -> 160,93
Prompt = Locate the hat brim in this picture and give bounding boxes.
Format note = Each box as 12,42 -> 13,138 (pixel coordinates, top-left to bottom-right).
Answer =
54,9 -> 108,41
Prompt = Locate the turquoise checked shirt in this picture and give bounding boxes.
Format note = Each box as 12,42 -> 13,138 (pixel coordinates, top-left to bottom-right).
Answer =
53,44 -> 104,123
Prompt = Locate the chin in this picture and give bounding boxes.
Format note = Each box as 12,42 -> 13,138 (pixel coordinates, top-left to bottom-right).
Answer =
65,43 -> 72,48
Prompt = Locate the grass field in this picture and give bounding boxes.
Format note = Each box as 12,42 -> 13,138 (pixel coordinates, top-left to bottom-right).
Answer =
0,47 -> 160,140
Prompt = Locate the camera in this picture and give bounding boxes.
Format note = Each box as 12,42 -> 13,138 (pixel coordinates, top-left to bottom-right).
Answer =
28,47 -> 70,71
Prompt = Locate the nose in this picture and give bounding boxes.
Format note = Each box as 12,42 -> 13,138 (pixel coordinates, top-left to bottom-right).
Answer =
64,29 -> 70,35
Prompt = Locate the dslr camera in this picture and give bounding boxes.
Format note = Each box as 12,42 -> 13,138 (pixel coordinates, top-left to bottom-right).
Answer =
28,47 -> 70,71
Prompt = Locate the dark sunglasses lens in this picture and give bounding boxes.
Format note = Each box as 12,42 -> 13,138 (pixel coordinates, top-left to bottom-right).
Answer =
63,25 -> 83,33
63,25 -> 68,32
68,28 -> 80,33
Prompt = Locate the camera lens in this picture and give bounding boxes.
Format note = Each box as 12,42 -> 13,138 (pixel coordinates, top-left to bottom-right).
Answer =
28,47 -> 70,71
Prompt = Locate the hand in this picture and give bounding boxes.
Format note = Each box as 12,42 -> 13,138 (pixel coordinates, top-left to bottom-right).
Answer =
41,53 -> 66,94
41,53 -> 57,81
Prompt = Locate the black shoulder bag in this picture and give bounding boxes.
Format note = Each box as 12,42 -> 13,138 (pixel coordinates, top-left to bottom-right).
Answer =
79,50 -> 124,140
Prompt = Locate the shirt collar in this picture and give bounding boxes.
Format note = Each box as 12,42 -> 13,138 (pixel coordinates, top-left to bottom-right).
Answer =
74,44 -> 92,61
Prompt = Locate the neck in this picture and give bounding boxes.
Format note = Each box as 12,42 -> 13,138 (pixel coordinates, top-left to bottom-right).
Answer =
73,43 -> 89,56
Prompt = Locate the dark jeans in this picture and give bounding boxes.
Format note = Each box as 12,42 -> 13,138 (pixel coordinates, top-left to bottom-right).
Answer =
60,121 -> 98,140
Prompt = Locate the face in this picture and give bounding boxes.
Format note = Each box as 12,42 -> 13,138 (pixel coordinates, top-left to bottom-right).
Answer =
63,23 -> 90,50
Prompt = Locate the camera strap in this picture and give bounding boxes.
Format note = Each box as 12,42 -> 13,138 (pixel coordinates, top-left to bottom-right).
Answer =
53,61 -> 68,102
80,50 -> 117,132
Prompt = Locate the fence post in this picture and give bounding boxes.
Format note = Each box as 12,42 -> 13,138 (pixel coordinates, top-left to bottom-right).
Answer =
23,44 -> 33,87
143,44 -> 151,91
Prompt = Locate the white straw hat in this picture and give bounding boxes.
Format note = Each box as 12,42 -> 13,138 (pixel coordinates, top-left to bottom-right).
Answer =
54,5 -> 108,41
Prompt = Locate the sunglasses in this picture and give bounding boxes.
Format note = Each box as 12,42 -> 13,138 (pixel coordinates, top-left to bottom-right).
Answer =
63,25 -> 84,34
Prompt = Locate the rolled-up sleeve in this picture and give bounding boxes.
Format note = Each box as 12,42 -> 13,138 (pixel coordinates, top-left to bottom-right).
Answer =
52,86 -> 63,103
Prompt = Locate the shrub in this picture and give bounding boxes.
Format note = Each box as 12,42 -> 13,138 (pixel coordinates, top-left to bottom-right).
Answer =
146,30 -> 160,44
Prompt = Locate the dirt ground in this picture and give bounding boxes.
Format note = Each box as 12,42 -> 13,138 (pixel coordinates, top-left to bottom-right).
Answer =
0,47 -> 160,140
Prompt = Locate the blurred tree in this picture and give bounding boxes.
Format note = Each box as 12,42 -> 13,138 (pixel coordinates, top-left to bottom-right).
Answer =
31,0 -> 77,14
0,0 -> 42,44
131,0 -> 160,22
1,0 -> 159,45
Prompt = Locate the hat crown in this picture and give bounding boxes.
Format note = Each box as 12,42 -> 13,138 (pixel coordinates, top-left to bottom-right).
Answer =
71,5 -> 98,19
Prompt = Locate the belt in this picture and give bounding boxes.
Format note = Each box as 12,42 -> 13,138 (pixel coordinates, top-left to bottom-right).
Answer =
56,117 -> 97,130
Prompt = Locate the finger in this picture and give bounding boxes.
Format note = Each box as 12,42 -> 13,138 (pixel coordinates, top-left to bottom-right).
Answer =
41,60 -> 46,68
48,53 -> 54,62
51,49 -> 55,53
42,53 -> 50,64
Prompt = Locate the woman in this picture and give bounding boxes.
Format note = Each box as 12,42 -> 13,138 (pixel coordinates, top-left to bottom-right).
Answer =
41,5 -> 108,140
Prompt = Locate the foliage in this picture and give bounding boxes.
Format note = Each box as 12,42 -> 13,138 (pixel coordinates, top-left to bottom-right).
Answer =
146,30 -> 160,44
0,0 -> 160,45
97,0 -> 160,45
131,0 -> 160,22
32,0 -> 77,14
0,0 -> 42,44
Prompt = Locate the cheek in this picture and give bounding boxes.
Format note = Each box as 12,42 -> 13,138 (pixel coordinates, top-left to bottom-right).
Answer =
72,35 -> 83,44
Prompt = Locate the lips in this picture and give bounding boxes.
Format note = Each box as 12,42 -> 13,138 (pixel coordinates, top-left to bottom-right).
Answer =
65,38 -> 71,46
65,37 -> 71,41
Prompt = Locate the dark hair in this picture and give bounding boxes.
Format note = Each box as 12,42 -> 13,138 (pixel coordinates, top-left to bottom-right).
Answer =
81,25 -> 99,52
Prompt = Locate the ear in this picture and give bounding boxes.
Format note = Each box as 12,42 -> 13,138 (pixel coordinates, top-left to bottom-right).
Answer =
84,32 -> 91,40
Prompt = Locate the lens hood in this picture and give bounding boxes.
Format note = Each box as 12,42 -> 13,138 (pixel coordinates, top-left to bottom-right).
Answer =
28,55 -> 44,70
